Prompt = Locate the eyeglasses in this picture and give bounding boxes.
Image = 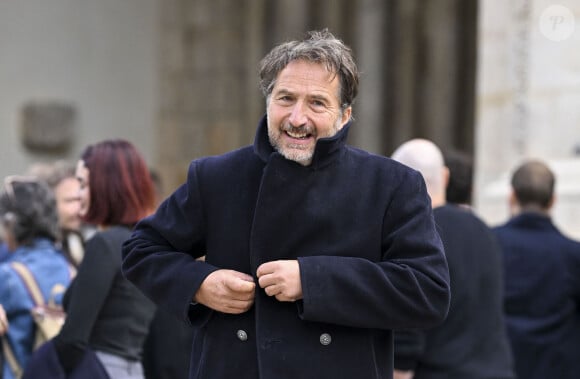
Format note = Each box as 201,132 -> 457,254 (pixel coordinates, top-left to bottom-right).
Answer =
3,175 -> 39,201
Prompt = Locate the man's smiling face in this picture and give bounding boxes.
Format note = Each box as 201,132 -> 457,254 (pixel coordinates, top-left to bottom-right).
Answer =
266,60 -> 351,166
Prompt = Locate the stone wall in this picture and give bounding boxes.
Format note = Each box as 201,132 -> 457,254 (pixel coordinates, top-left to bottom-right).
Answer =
156,0 -> 479,195
0,0 -> 158,179
156,0 -> 266,194
475,0 -> 580,238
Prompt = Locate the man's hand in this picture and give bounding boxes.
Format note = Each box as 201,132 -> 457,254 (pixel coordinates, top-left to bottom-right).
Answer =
257,260 -> 302,302
394,370 -> 414,379
195,270 -> 255,314
0,304 -> 8,336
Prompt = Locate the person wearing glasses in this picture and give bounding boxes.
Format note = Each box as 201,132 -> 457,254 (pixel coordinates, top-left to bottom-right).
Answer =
0,177 -> 72,379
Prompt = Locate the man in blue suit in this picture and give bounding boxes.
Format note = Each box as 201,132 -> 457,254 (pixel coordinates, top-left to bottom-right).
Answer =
493,160 -> 580,379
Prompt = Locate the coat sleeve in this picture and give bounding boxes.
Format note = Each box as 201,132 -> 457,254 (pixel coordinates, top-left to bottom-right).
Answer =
122,161 -> 219,324
393,329 -> 426,371
298,169 -> 450,330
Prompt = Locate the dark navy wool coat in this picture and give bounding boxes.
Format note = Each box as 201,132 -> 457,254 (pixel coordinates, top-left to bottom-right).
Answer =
122,116 -> 450,379
493,212 -> 580,379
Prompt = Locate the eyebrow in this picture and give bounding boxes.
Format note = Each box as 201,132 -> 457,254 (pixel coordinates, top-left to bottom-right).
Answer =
309,94 -> 331,103
273,88 -> 294,96
274,88 -> 332,102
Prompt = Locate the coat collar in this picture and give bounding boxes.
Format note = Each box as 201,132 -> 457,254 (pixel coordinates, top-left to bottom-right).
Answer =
253,114 -> 351,169
508,211 -> 556,231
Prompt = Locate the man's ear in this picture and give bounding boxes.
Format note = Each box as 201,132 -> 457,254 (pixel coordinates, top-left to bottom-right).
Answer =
508,189 -> 519,216
547,194 -> 555,210
340,106 -> 352,127
442,166 -> 450,190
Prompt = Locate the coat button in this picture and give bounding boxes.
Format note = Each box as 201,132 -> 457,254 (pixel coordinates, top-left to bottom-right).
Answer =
319,333 -> 332,346
236,329 -> 248,341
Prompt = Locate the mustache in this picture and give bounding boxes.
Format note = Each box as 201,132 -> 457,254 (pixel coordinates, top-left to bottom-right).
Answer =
282,124 -> 314,135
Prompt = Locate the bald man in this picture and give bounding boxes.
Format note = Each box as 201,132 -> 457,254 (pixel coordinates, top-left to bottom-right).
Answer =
493,160 -> 580,379
391,139 -> 514,379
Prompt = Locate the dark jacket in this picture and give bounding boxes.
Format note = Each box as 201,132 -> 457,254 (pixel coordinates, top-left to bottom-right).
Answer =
22,340 -> 108,379
493,212 -> 580,379
122,116 -> 451,379
142,307 -> 193,379
395,204 -> 515,379
54,227 -> 156,373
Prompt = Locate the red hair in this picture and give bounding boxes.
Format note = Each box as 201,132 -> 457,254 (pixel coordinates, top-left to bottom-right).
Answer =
81,139 -> 155,226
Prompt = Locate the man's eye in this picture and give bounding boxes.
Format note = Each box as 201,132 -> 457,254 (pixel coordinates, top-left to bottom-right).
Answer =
311,100 -> 327,110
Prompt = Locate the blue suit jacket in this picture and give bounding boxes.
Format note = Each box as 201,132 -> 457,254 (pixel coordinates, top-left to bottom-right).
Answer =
493,212 -> 580,379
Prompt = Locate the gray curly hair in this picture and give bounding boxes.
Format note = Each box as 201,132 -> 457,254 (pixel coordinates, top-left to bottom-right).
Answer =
0,177 -> 60,246
259,29 -> 359,111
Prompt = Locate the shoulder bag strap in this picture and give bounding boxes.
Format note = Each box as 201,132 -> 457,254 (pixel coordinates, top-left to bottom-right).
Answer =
2,336 -> 23,378
3,262 -> 46,379
10,262 -> 45,307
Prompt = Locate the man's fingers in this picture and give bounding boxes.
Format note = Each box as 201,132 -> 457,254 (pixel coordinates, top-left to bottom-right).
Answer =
263,284 -> 280,297
257,260 -> 303,302
230,270 -> 255,282
226,276 -> 256,293
258,273 -> 275,289
195,270 -> 256,312
256,261 -> 276,278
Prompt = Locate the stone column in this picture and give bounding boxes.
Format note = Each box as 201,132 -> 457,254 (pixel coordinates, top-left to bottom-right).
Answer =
474,0 -> 580,238
157,0 -> 265,194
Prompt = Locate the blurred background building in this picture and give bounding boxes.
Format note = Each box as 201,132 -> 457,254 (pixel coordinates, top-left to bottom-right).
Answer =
1,0 -> 578,237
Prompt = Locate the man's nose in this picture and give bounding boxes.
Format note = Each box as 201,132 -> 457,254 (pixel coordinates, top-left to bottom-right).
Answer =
288,101 -> 307,126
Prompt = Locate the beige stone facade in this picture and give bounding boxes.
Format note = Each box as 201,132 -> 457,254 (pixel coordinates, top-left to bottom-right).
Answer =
475,0 -> 580,238
0,0 -> 158,179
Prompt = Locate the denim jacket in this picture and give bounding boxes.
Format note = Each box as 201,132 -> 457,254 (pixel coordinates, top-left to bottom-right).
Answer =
0,243 -> 9,263
1,238 -> 72,379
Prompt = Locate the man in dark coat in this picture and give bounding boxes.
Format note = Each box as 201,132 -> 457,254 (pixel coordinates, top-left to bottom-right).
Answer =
391,139 -> 515,379
493,160 -> 580,379
122,30 -> 450,379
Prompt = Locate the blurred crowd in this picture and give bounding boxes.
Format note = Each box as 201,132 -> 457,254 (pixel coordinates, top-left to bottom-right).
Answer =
0,140 -> 192,379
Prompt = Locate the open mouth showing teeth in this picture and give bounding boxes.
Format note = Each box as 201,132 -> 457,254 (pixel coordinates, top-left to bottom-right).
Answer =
286,130 -> 311,139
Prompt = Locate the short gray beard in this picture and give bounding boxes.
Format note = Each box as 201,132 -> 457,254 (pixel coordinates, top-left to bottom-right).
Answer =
267,113 -> 344,166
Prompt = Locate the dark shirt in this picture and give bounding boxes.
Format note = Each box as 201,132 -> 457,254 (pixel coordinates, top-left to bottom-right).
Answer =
54,226 -> 156,373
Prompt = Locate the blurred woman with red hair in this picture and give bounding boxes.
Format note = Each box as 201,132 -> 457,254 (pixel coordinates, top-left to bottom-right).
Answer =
52,139 -> 157,379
